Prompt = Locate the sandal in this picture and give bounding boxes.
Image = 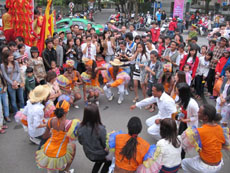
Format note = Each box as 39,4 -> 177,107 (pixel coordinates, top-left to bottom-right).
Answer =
149,105 -> 155,112
2,125 -> 8,129
145,105 -> 151,110
133,97 -> 139,103
0,129 -> 6,134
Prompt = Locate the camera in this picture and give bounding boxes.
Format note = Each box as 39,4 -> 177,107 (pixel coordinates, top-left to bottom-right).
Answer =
172,112 -> 185,120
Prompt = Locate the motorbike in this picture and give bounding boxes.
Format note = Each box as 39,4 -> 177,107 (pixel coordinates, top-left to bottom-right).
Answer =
160,23 -> 169,35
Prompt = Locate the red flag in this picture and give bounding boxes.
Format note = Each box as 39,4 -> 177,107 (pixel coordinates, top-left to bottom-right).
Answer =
37,14 -> 46,56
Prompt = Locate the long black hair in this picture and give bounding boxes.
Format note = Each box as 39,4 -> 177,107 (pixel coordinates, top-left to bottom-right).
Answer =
120,117 -> 142,161
81,103 -> 103,135
160,118 -> 181,148
185,45 -> 197,64
177,82 -> 191,110
91,60 -> 97,79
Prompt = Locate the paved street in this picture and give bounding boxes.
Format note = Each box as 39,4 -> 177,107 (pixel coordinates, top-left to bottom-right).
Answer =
0,9 -> 230,173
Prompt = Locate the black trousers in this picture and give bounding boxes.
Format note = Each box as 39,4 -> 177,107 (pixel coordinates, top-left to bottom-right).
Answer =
195,75 -> 204,96
92,160 -> 111,173
207,69 -> 215,94
178,122 -> 188,159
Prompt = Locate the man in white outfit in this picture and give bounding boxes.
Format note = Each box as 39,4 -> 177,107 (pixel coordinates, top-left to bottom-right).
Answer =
130,83 -> 177,140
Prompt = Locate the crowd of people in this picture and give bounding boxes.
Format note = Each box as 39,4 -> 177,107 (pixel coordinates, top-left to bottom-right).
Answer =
1,5 -> 230,173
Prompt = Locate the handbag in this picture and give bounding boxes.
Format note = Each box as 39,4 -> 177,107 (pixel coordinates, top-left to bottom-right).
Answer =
213,77 -> 223,94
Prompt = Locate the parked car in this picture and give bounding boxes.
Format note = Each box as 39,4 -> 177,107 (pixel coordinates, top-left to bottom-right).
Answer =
55,18 -> 104,34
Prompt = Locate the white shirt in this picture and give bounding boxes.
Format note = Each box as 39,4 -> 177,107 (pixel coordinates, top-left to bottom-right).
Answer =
136,92 -> 177,118
23,101 -> 45,138
81,43 -> 96,60
186,98 -> 199,128
107,41 -> 114,56
131,31 -> 138,39
25,45 -> 31,58
146,44 -> 158,54
196,56 -> 210,77
157,136 -> 182,168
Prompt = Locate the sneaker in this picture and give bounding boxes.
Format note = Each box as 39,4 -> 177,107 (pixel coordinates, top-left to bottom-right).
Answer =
210,96 -> 217,99
69,169 -> 75,173
74,105 -> 79,109
108,94 -> 114,101
95,101 -> 99,106
125,90 -> 129,95
118,98 -> 123,104
29,137 -> 41,145
117,91 -> 120,95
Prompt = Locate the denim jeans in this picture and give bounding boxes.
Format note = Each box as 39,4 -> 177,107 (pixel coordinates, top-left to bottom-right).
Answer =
0,101 -> 3,128
7,85 -> 24,114
105,55 -> 114,63
0,92 -> 9,117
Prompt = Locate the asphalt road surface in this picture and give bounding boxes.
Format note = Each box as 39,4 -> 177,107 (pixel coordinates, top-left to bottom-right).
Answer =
0,9 -> 230,173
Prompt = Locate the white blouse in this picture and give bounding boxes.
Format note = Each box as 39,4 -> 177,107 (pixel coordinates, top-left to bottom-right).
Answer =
156,136 -> 182,168
23,100 -> 45,138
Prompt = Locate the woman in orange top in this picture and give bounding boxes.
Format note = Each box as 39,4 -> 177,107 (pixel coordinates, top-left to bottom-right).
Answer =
61,59 -> 83,108
36,100 -> 76,173
114,117 -> 150,172
81,58 -> 103,105
182,104 -> 230,173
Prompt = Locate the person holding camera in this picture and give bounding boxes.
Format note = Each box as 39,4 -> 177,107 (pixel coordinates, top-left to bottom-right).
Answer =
64,38 -> 78,69
176,82 -> 199,160
1,50 -> 24,115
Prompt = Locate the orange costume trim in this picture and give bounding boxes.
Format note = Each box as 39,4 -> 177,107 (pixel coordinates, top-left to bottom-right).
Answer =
115,134 -> 150,171
197,124 -> 225,164
43,118 -> 69,158
108,67 -> 124,87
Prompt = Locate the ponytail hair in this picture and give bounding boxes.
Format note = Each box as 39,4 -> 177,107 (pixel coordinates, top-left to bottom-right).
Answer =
120,117 -> 142,161
54,108 -> 65,118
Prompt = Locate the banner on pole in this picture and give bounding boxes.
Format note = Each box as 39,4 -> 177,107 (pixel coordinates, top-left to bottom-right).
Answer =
173,0 -> 185,20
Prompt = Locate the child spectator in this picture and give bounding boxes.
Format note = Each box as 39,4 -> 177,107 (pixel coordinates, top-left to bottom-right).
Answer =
208,40 -> 216,51
50,60 -> 60,76
95,54 -> 106,85
25,67 -> 36,96
183,64 -> 192,86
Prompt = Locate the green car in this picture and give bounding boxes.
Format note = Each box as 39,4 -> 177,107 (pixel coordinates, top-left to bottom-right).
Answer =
55,18 -> 104,34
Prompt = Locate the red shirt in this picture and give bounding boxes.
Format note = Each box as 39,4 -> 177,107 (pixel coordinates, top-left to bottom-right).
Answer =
179,55 -> 199,79
215,56 -> 228,73
150,28 -> 160,43
169,21 -> 177,31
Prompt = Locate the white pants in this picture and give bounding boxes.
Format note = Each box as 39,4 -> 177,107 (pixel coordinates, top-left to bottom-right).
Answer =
145,114 -> 161,140
103,81 -> 125,101
182,156 -> 223,173
0,101 -> 3,129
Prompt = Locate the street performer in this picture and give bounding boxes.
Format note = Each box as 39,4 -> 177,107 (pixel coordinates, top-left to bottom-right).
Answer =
99,59 -> 130,104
